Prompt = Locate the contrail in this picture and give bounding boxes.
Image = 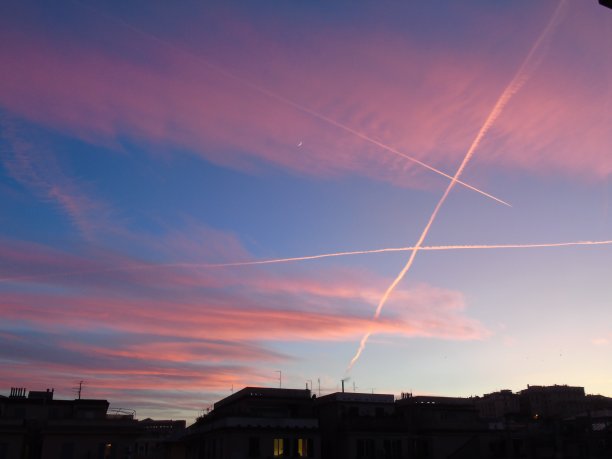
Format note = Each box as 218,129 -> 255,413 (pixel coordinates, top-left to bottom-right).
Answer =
346,0 -> 567,372
2,238 -> 609,284
73,1 -> 509,207
176,239 -> 612,268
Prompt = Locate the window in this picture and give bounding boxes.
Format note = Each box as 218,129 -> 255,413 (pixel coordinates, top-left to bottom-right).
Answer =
392,440 -> 401,459
365,439 -> 375,458
383,439 -> 401,459
357,438 -> 375,458
296,438 -> 310,457
248,437 -> 260,458
273,438 -> 284,457
60,443 -> 74,459
103,443 -> 112,459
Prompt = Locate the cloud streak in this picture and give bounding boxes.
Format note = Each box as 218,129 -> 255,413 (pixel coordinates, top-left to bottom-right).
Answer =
69,2 -> 509,207
2,2 -> 606,194
0,228 -> 487,414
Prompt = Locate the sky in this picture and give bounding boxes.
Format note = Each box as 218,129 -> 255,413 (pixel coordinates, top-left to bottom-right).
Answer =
1,0 -> 611,423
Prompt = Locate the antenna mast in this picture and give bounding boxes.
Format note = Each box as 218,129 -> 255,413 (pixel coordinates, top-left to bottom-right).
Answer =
73,380 -> 84,400
275,370 -> 282,388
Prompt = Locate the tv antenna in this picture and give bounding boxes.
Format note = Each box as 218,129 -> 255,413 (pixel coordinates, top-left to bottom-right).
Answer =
73,380 -> 85,400
275,370 -> 282,388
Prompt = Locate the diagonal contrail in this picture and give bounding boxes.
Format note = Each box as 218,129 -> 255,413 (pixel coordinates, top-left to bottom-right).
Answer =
73,1 -> 509,207
346,0 -> 568,372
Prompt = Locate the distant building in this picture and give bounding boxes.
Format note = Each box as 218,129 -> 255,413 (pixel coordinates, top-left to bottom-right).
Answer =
315,391 -> 402,459
5,383 -> 612,458
183,387 -> 320,458
0,387 -> 185,459
396,394 -> 487,459
519,384 -> 586,419
474,390 -> 521,421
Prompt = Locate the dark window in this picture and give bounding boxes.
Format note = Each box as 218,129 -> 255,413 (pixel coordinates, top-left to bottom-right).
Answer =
393,440 -> 401,458
357,438 -> 375,459
98,443 -> 113,459
60,443 -> 74,459
198,439 -> 206,459
284,438 -> 291,457
383,440 -> 401,459
513,439 -> 522,455
365,439 -> 375,458
248,437 -> 260,457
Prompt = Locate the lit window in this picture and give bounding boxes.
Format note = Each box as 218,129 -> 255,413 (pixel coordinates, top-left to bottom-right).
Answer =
297,438 -> 312,458
273,438 -> 284,457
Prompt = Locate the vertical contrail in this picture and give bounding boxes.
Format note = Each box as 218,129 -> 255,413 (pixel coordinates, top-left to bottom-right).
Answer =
347,0 -> 567,372
73,0 -> 509,206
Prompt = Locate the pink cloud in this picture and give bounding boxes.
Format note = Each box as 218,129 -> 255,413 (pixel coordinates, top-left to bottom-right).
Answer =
0,232 -> 488,343
1,279 -> 487,343
1,3 -> 608,200
0,229 -> 488,418
478,4 -> 612,178
0,9 -> 570,194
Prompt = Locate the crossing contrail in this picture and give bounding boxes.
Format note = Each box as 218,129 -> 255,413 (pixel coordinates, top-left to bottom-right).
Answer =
175,239 -> 612,268
346,0 -> 568,372
74,1 -> 509,207
2,238 -> 609,284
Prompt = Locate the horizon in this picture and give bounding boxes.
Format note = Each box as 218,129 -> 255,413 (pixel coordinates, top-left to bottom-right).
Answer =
1,0 -> 611,426
3,380 -> 605,425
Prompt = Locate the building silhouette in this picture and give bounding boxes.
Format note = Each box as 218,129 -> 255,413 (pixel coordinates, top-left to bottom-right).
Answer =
183,387 -> 319,458
2,383 -> 612,458
0,387 -> 184,459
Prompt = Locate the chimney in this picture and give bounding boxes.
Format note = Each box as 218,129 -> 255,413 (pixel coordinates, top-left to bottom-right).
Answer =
341,380 -> 345,393
10,387 -> 27,398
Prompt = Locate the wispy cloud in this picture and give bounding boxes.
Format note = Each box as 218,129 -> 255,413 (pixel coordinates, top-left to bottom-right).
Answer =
1,2 -> 607,191
0,118 -> 114,238
0,228 -> 487,413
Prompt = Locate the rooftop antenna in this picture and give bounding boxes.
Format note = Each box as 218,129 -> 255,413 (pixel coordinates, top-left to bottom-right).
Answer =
353,381 -> 358,392
73,380 -> 84,400
275,370 -> 282,388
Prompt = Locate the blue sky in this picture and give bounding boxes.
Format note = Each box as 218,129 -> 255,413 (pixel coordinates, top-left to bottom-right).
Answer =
1,0 -> 611,422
